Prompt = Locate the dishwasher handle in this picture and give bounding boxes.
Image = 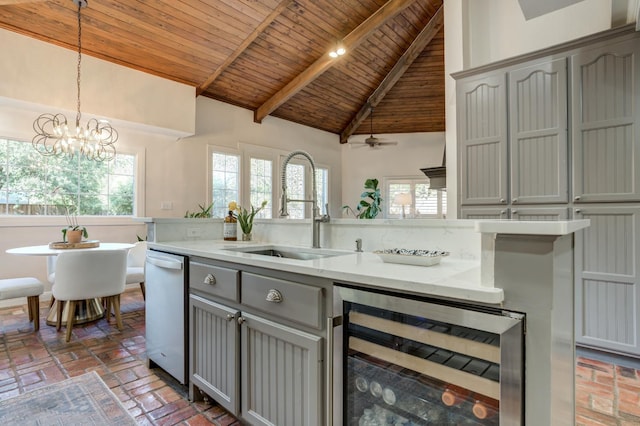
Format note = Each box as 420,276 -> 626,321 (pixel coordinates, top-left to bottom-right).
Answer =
146,254 -> 183,270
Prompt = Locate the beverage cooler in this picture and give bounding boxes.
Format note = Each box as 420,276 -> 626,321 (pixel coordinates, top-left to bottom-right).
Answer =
333,285 -> 524,425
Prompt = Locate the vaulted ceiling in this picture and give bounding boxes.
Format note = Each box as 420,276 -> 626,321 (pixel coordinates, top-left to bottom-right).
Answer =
0,0 -> 445,143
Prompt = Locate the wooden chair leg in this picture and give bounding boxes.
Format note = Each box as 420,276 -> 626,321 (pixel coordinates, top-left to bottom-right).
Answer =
113,295 -> 123,330
27,296 -> 40,331
65,300 -> 76,342
140,282 -> 145,300
27,298 -> 33,322
104,297 -> 112,323
56,300 -> 64,331
49,295 -> 56,309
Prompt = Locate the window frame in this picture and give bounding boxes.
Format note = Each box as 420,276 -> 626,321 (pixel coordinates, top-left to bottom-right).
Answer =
383,175 -> 447,219
0,136 -> 145,218
208,143 -> 331,220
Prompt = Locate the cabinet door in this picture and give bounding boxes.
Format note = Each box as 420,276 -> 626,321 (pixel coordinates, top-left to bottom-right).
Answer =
240,312 -> 322,426
458,72 -> 509,205
189,295 -> 239,415
572,38 -> 640,202
509,58 -> 568,204
574,205 -> 640,356
511,206 -> 568,221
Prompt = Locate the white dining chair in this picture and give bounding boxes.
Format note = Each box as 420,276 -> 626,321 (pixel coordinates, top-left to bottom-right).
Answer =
126,241 -> 147,300
52,249 -> 127,342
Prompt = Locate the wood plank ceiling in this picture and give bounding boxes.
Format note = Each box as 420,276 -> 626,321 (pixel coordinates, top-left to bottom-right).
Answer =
0,0 -> 445,143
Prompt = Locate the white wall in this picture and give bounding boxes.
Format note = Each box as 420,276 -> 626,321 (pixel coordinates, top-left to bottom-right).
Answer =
0,28 -> 195,134
165,97 -> 344,218
340,132 -> 445,216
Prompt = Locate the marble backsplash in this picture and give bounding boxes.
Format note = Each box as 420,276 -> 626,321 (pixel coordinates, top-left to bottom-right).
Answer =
140,218 -> 482,261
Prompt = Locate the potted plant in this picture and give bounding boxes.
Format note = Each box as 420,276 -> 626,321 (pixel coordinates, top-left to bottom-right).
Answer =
231,200 -> 268,241
342,178 -> 382,219
61,206 -> 88,244
52,188 -> 88,244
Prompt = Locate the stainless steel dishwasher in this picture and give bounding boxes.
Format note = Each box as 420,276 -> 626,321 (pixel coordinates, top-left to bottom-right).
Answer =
145,249 -> 189,384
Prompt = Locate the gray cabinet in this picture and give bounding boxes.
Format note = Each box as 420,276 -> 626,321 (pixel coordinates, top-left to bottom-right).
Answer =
509,58 -> 568,205
455,27 -> 640,358
574,205 -> 640,355
458,72 -> 509,206
458,57 -> 568,208
240,312 -> 322,426
571,38 -> 640,203
189,295 -> 239,414
188,258 -> 328,424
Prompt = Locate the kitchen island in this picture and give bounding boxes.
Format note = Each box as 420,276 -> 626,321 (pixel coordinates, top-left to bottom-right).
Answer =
144,219 -> 589,426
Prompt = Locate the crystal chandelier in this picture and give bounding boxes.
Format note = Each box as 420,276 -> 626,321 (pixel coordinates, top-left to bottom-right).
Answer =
32,0 -> 117,162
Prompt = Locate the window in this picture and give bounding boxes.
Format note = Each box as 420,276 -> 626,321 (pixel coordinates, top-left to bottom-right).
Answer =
0,138 -> 136,216
210,151 -> 240,218
285,163 -> 305,219
385,177 -> 447,219
249,157 -> 272,219
211,144 -> 330,220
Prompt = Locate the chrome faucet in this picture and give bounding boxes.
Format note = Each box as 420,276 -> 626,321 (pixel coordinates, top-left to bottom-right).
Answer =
280,150 -> 330,248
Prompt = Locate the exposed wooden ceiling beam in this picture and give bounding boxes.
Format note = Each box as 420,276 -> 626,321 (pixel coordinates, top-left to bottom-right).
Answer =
340,5 -> 444,144
196,0 -> 292,96
253,0 -> 417,124
0,0 -> 46,4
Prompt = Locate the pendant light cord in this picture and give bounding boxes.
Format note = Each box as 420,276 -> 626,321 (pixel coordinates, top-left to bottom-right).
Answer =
75,1 -> 82,128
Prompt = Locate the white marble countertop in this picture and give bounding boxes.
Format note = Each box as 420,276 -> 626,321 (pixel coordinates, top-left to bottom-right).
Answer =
148,239 -> 504,304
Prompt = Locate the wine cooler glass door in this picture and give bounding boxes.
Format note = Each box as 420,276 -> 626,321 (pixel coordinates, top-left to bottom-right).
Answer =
336,285 -> 524,426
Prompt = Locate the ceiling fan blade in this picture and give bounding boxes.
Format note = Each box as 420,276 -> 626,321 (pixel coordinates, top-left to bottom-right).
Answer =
0,0 -> 48,5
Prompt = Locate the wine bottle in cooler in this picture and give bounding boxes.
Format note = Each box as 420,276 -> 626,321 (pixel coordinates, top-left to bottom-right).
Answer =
441,384 -> 470,407
472,394 -> 499,420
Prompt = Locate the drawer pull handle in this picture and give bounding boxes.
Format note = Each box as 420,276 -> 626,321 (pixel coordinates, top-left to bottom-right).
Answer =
266,289 -> 283,303
226,314 -> 235,322
237,316 -> 246,325
204,274 -> 216,285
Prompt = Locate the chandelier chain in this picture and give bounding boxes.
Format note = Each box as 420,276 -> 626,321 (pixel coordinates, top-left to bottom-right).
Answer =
76,0 -> 82,127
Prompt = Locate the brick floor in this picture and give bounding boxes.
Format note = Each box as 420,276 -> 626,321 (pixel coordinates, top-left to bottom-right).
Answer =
0,289 -> 240,425
1,288 -> 639,425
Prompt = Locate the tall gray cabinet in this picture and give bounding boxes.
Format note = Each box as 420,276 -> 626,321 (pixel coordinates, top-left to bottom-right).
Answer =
455,25 -> 640,358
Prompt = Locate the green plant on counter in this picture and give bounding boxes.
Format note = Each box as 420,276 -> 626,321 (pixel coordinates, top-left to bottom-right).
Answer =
342,178 -> 382,219
232,200 -> 268,235
184,202 -> 214,218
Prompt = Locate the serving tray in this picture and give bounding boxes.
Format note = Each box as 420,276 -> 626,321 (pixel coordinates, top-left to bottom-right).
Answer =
48,240 -> 100,249
373,248 -> 449,267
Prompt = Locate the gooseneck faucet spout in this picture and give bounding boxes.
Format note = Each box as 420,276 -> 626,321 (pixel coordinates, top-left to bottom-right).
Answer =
280,150 -> 330,248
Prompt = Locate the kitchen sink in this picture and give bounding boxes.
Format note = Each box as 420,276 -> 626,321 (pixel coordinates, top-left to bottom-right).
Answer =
224,245 -> 350,261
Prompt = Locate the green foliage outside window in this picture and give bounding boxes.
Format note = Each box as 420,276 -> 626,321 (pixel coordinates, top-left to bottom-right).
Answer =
0,138 -> 135,216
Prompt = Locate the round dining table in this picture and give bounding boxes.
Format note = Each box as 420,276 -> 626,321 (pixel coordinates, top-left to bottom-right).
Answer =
6,242 -> 134,326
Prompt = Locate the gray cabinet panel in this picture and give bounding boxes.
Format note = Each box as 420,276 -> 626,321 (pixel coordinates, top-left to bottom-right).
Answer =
460,206 -> 508,219
189,295 -> 239,415
458,72 -> 508,205
509,59 -> 568,204
511,206 -> 568,220
572,38 -> 640,202
241,312 -> 322,426
574,205 -> 640,356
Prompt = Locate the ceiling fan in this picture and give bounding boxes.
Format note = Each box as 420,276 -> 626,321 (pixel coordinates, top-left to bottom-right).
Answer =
349,108 -> 398,149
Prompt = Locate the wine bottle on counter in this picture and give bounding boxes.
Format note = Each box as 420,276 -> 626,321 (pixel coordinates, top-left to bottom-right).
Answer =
223,209 -> 237,241
441,384 -> 470,406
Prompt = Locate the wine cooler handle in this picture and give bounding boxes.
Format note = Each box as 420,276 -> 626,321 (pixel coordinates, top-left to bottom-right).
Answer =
326,316 -> 333,426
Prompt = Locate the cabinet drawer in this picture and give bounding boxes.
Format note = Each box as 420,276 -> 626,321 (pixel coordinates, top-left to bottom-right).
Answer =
190,261 -> 239,302
241,272 -> 322,329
